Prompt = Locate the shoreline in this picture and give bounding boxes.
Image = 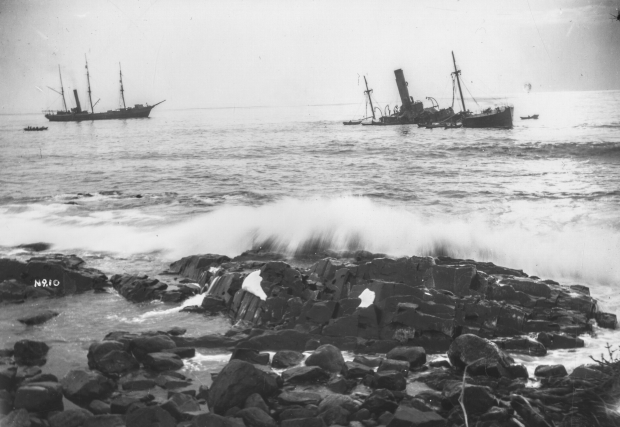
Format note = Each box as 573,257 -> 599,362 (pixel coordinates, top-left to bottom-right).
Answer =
0,249 -> 618,425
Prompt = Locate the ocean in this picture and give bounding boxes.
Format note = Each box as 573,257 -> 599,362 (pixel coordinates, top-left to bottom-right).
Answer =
1,89 -> 620,384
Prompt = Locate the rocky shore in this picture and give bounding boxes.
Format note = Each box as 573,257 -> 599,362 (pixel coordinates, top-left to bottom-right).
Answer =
0,249 -> 619,426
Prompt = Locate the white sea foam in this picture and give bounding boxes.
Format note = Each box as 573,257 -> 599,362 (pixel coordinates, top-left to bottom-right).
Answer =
358,289 -> 375,308
1,196 -> 619,313
242,270 -> 267,301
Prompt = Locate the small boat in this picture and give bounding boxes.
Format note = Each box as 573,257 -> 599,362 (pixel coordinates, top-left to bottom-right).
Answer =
343,120 -> 362,125
451,52 -> 514,129
24,126 -> 48,131
520,114 -> 539,120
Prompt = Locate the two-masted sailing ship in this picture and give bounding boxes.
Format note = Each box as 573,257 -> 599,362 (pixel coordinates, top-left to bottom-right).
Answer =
44,58 -> 165,122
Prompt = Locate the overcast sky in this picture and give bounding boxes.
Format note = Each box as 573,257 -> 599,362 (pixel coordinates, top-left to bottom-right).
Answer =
1,0 -> 620,113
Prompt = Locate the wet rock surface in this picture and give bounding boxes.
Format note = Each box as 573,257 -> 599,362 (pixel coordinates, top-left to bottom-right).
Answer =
0,251 -> 617,426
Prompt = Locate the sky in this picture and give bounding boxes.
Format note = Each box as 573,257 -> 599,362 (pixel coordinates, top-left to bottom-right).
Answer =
1,0 -> 620,113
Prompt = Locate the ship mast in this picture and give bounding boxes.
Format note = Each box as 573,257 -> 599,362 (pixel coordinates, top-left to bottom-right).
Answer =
364,76 -> 376,120
119,63 -> 126,109
451,51 -> 467,113
85,55 -> 94,114
58,66 -> 68,111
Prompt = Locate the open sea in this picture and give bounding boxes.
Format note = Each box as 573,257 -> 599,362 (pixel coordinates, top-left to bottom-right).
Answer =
1,90 -> 620,386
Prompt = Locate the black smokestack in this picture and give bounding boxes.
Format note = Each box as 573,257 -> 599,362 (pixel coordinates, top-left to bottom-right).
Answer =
73,89 -> 82,113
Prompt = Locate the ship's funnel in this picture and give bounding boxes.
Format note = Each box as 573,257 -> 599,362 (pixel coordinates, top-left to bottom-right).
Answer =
73,89 -> 82,113
394,69 -> 412,110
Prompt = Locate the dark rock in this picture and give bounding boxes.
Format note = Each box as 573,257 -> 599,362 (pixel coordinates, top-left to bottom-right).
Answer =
444,383 -> 496,415
374,371 -> 406,391
280,418 -> 326,427
596,312 -> 617,329
534,364 -> 568,378
13,340 -> 49,366
432,264 -> 479,296
162,392 -> 201,420
362,389 -> 399,414
536,332 -> 584,350
447,334 -> 513,378
271,350 -> 304,369
0,279 -> 28,302
352,408 -> 372,421
14,365 -> 41,384
386,404 -> 446,426
191,413 -> 245,427
510,395 -> 552,427
386,347 -> 426,369
570,365 -> 607,381
111,275 -> 168,303
240,329 -> 312,352
319,405 -> 349,425
230,348 -> 270,365
393,304 -> 455,337
61,369 -> 116,405
282,366 -> 329,383
207,360 -> 279,415
356,305 -> 381,339
337,298 -> 362,316
0,255 -> 109,297
0,365 -> 16,391
305,344 -> 346,374
479,406 -> 510,422
278,391 -> 322,406
17,310 -> 59,326
88,341 -> 140,375
304,339 -> 320,351
323,315 -> 358,337
201,295 -> 226,312
428,360 -> 451,369
89,400 -> 111,415
120,374 -> 157,391
493,337 -> 546,357
143,353 -> 184,371
83,414 -> 126,427
346,362 -> 375,379
353,356 -> 383,368
171,334 -> 242,349
14,381 -> 63,412
327,376 -> 349,393
167,327 -> 186,336
130,335 -> 177,361
244,393 -> 269,413
378,359 -> 410,375
318,394 -> 361,414
280,408 -> 318,420
48,408 -> 94,427
125,406 -> 176,427
110,395 -> 141,415
379,412 -> 395,425
163,347 -> 196,359
236,407 -> 276,427
305,301 -> 337,324
0,409 -> 30,427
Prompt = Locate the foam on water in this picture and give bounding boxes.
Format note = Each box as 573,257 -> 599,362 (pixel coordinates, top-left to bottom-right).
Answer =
242,270 -> 267,301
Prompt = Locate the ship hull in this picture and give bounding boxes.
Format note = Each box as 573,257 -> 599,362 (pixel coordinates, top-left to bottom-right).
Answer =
462,106 -> 513,129
45,106 -> 155,122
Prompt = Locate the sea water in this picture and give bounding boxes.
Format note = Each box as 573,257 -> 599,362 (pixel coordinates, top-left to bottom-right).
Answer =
1,90 -> 620,381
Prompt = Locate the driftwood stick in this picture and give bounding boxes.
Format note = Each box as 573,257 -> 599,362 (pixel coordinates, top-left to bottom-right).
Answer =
458,357 -> 484,427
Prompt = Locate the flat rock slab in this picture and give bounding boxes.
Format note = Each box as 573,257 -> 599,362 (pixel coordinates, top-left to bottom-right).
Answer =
17,310 -> 59,326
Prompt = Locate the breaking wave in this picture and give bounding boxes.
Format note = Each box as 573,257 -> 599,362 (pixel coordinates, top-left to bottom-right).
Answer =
1,196 -> 619,292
